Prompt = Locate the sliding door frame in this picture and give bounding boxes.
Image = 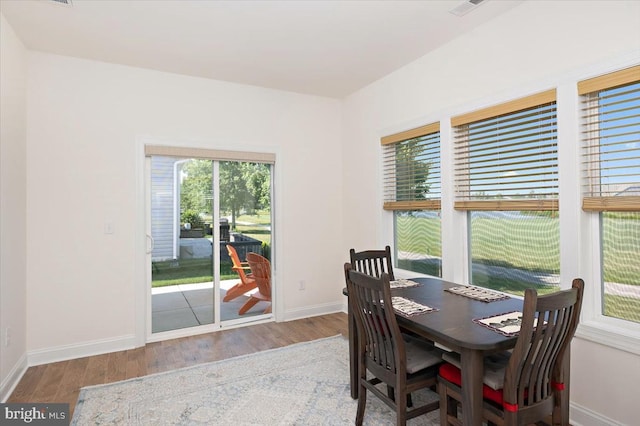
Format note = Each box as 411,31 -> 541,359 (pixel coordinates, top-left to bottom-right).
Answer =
135,138 -> 279,345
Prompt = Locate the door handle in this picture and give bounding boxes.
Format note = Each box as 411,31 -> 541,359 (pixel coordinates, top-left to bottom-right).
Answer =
146,234 -> 154,254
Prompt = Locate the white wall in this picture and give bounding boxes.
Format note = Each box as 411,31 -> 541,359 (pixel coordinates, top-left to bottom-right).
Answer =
25,53 -> 344,357
341,1 -> 640,425
0,14 -> 28,401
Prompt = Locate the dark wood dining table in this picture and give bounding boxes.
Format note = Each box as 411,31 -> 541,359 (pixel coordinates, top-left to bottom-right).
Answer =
344,276 -> 557,426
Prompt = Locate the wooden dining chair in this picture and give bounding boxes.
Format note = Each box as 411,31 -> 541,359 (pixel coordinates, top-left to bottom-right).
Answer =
344,263 -> 441,426
223,245 -> 257,302
350,245 -> 426,406
239,252 -> 272,315
438,278 -> 584,426
350,245 -> 395,280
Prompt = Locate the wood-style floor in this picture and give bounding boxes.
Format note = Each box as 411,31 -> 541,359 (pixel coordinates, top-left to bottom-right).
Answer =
7,313 -> 349,418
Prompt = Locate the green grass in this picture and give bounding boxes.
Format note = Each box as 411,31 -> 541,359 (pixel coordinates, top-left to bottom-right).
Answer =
233,212 -> 272,244
470,274 -> 558,297
602,215 -> 640,285
235,224 -> 271,245
397,259 -> 441,277
396,214 -> 442,257
470,216 -> 560,273
604,294 -> 640,324
152,259 -> 236,287
396,213 -> 640,322
236,212 -> 271,225
151,212 -> 272,287
397,214 -> 640,284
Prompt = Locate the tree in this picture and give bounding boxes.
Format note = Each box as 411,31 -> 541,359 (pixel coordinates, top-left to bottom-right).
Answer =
395,139 -> 431,201
245,163 -> 271,212
219,161 -> 251,229
180,159 -> 213,220
180,160 -> 271,230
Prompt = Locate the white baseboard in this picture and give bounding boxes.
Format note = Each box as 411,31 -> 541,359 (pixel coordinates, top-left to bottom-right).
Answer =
281,301 -> 345,322
27,334 -> 137,366
0,353 -> 28,402
570,401 -> 625,426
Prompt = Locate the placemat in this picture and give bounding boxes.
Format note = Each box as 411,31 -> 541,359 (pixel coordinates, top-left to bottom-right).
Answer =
391,296 -> 438,317
445,285 -> 510,302
474,311 -> 524,336
389,279 -> 422,289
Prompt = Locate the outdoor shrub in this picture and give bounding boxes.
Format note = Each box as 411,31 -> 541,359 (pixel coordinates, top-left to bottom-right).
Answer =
182,210 -> 205,229
261,241 -> 271,260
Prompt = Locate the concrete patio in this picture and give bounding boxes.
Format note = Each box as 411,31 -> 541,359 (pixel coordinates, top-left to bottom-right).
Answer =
152,279 -> 270,333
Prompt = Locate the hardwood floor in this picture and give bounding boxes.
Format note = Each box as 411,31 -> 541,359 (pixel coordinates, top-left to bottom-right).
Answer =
7,313 -> 348,417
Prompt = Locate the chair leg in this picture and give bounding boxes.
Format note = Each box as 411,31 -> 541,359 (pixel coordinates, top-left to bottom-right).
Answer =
396,391 -> 407,426
238,296 -> 259,314
223,282 -> 255,302
439,382 -> 458,426
355,385 -> 366,426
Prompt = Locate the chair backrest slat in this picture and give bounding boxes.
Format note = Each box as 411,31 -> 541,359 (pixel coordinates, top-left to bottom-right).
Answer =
247,252 -> 271,297
227,245 -> 251,282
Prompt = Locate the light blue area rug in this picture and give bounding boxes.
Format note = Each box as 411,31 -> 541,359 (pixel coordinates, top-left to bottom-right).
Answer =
72,336 -> 440,425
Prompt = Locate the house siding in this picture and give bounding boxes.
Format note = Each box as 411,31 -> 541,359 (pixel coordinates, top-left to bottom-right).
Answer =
151,156 -> 178,260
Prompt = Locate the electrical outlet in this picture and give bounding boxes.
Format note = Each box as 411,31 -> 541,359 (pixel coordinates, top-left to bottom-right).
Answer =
299,280 -> 306,290
104,221 -> 115,234
5,327 -> 10,347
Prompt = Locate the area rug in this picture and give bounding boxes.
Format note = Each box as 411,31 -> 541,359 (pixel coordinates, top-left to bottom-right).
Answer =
72,335 -> 440,425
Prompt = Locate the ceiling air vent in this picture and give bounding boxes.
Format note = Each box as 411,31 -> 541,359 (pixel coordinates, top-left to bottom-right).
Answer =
48,0 -> 73,6
449,0 -> 486,17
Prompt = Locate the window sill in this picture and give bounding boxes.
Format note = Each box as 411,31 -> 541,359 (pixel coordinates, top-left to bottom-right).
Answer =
575,319 -> 640,356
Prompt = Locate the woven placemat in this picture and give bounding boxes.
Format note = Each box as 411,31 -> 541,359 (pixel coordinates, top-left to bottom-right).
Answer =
446,285 -> 510,302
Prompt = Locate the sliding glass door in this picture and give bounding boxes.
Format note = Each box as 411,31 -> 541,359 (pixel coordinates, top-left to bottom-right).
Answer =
147,149 -> 273,336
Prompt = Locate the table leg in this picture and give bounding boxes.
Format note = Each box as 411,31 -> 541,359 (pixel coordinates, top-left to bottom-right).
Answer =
460,349 -> 484,426
347,297 -> 358,399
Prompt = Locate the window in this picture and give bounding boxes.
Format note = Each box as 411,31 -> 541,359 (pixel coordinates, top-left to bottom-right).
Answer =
382,123 -> 442,277
452,90 -> 560,296
579,65 -> 640,324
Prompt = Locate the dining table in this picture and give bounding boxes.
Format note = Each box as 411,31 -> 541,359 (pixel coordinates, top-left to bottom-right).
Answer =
344,276 -> 571,426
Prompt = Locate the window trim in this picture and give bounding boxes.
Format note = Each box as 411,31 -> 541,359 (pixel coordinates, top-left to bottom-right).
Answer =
575,65 -> 640,353
577,212 -> 640,355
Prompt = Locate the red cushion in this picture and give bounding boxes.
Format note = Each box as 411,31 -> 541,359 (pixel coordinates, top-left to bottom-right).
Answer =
439,362 -> 504,406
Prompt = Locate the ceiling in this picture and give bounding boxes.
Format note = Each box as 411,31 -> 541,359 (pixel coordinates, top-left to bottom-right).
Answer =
0,0 -> 523,98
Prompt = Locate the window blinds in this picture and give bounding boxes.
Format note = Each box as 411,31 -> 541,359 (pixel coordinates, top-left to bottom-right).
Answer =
381,123 -> 441,210
452,90 -> 558,211
579,65 -> 640,212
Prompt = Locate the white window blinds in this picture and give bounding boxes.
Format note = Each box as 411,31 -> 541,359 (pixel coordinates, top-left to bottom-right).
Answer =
579,65 -> 640,212
381,123 -> 441,210
452,90 -> 558,211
